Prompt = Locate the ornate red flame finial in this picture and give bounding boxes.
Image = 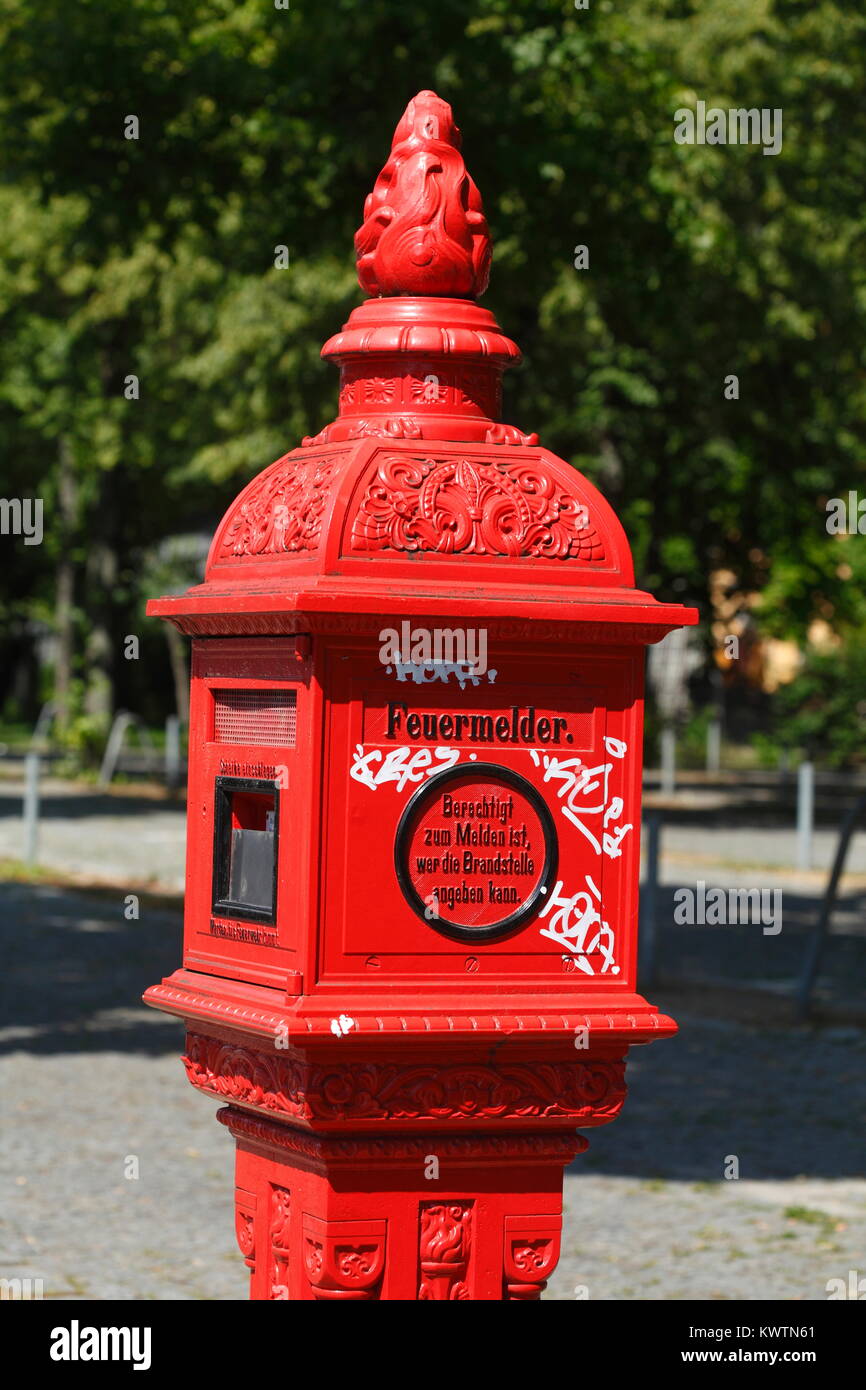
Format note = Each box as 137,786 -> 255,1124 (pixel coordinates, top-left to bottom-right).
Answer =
355,90 -> 492,299
311,91 -> 524,446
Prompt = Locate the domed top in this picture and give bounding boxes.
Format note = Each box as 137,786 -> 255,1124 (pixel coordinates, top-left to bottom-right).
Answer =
147,92 -> 696,647
355,91 -> 491,299
148,430 -> 693,646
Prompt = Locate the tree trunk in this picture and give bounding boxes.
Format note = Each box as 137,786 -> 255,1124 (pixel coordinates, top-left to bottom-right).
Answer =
165,623 -> 190,724
54,438 -> 77,733
83,539 -> 117,721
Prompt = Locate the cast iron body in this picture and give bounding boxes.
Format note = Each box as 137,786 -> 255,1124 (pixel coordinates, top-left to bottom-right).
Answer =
144,90 -> 697,1301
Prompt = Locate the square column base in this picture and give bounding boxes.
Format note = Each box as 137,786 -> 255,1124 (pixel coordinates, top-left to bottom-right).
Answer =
219,1107 -> 585,1301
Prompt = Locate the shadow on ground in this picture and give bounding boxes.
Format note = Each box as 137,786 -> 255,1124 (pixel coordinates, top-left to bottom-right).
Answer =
570,993 -> 866,1183
2,880 -> 864,1182
644,884 -> 866,1016
0,881 -> 183,1056
0,788 -> 183,822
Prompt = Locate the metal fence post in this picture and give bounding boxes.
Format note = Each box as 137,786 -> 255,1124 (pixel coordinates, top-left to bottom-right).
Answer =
165,714 -> 181,793
706,717 -> 721,774
661,726 -> 676,796
23,751 -> 40,865
796,789 -> 866,1020
98,711 -> 133,787
797,760 -> 814,871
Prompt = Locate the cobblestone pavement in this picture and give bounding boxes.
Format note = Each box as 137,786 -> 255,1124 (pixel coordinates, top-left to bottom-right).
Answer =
1,882 -> 864,1301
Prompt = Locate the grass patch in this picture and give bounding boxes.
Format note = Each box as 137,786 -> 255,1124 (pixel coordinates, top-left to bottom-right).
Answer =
783,1206 -> 837,1238
784,1205 -> 829,1224
0,857 -> 59,884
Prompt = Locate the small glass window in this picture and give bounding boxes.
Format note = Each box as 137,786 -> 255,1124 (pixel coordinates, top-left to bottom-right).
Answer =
212,777 -> 279,925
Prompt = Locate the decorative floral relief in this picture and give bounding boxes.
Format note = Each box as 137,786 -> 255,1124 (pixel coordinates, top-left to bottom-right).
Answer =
503,1216 -> 562,1300
235,1212 -> 255,1259
511,1240 -> 553,1274
459,371 -> 496,415
217,454 -> 340,558
270,1187 -> 292,1249
302,1217 -> 386,1299
364,377 -> 398,403
350,454 -> 606,561
182,1037 -> 626,1123
346,418 -> 423,441
301,424 -> 333,448
218,1109 -> 585,1165
304,1241 -> 323,1281
485,423 -> 539,447
409,375 -> 449,404
302,418 -> 426,447
233,1187 -> 258,1296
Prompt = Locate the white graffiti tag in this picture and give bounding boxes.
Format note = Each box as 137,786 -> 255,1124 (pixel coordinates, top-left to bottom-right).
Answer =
538,875 -> 619,975
350,744 -> 460,792
387,660 -> 497,690
529,737 -> 632,858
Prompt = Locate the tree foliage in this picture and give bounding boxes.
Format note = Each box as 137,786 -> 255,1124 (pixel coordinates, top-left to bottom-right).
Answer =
0,0 -> 863,723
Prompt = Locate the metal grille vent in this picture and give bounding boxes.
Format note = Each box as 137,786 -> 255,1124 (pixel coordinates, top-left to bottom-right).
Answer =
213,689 -> 297,746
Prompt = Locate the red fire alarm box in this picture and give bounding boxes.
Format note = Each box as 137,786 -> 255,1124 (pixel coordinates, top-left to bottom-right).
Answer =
144,90 -> 697,1301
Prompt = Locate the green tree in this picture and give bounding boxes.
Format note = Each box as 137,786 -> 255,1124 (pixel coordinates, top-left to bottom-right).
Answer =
0,0 -> 863,731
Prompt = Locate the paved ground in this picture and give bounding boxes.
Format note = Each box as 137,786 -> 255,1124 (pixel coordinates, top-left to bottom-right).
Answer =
1,880 -> 864,1301
551,1014 -> 866,1301
3,775 -> 865,1012
0,781 -> 188,892
2,773 -> 866,894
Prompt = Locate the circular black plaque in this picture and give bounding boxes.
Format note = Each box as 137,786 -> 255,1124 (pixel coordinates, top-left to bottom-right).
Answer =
394,761 -> 558,943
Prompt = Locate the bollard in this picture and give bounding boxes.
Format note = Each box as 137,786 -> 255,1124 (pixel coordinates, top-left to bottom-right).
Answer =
23,751 -> 40,866
32,701 -> 56,746
706,717 -> 721,774
165,715 -> 182,793
796,789 -> 866,1020
98,711 -> 134,787
797,760 -> 814,871
661,725 -> 676,796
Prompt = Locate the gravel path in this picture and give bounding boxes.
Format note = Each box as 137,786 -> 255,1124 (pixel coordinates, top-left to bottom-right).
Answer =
1,882 -> 863,1301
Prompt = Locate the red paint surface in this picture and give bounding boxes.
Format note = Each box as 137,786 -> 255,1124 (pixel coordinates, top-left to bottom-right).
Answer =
396,764 -> 551,933
144,90 -> 697,1300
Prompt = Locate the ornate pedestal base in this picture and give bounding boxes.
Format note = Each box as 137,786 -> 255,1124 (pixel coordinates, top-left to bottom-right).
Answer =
171,1025 -> 634,1301
220,1108 -> 584,1302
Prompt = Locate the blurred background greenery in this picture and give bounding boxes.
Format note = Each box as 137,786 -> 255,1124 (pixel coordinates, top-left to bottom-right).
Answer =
0,0 -> 864,768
